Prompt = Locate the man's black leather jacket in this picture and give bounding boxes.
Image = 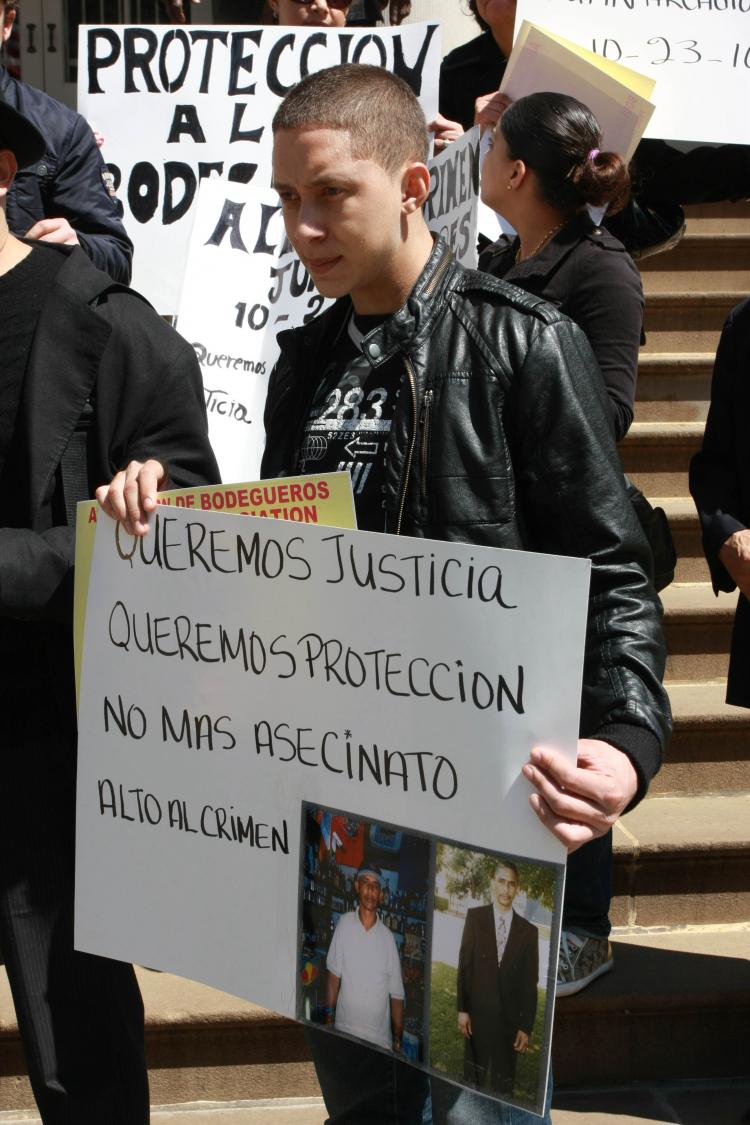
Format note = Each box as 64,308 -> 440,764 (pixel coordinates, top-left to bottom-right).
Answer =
262,238 -> 671,802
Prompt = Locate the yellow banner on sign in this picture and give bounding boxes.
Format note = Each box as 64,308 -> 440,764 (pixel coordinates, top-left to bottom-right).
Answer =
74,472 -> 357,699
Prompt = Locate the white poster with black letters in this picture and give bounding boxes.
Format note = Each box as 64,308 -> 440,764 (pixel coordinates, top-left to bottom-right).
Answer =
75,507 -> 589,1113
79,22 -> 441,313
514,0 -> 750,145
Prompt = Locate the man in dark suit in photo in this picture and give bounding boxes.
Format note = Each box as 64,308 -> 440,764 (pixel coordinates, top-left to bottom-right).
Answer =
456,860 -> 539,1096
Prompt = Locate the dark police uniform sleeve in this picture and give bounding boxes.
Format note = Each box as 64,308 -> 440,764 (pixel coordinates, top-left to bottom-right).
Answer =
1,67 -> 133,284
46,111 -> 133,284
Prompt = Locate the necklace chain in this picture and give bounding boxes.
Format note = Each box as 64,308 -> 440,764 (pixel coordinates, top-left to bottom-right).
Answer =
515,222 -> 564,265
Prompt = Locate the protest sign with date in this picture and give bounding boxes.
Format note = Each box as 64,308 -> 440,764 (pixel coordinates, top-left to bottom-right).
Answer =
515,0 -> 750,144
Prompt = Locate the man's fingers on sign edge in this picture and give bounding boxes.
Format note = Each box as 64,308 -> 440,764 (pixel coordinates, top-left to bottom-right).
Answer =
524,764 -> 615,836
96,459 -> 164,532
95,470 -> 129,523
526,743 -> 624,809
523,745 -> 599,799
124,459 -> 163,528
528,793 -> 600,851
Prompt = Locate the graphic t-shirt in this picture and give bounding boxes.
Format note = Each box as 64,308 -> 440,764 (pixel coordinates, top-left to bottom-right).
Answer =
297,313 -> 402,532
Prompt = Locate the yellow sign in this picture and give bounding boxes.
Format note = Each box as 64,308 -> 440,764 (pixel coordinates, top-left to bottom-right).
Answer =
74,472 -> 357,697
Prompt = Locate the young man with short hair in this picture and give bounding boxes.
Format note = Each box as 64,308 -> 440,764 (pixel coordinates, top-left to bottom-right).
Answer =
260,63 -> 671,1125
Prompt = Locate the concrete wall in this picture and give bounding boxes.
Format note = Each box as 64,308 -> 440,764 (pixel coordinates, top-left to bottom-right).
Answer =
400,0 -> 478,56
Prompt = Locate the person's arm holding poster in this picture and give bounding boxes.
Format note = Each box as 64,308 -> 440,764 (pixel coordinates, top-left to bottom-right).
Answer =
509,317 -> 671,850
2,257 -> 218,620
97,458 -> 168,538
96,320 -> 220,533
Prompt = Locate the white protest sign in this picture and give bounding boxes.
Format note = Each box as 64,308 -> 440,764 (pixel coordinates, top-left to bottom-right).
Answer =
79,23 -> 441,313
176,130 -> 480,482
76,508 -> 589,1110
424,127 -> 480,269
175,181 -> 328,482
514,0 -> 750,145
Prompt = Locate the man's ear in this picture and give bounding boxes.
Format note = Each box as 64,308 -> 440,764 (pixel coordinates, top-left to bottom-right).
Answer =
401,161 -> 431,214
1,6 -> 16,43
0,149 -> 17,196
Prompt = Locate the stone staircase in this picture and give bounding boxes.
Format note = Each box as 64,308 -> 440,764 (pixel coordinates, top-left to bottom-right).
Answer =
2,205 -> 750,1123
556,200 -> 750,1093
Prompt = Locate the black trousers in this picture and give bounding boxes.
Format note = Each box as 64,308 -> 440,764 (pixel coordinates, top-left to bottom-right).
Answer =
1,650 -> 149,1125
463,974 -> 516,1098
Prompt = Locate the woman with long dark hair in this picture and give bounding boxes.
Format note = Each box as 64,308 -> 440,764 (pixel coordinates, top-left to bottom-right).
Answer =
479,91 -> 643,441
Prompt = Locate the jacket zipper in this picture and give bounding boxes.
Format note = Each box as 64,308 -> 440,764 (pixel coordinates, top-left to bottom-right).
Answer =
394,246 -> 451,533
423,247 -> 452,298
395,357 -> 418,536
419,389 -> 433,502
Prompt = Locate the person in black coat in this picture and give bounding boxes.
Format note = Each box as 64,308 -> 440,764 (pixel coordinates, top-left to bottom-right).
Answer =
476,91 -> 646,1001
457,861 -> 538,1096
0,99 -> 219,1125
690,298 -> 750,709
0,0 -> 133,282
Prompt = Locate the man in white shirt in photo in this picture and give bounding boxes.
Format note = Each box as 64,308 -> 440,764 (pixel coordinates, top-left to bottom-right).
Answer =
325,864 -> 405,1052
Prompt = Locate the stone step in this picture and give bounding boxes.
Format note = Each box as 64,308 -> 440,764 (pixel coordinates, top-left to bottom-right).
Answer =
657,681 -> 750,796
683,199 -> 750,235
642,291 -> 742,354
0,1100 -> 327,1124
3,1081 -> 750,1125
0,968 -> 316,1114
610,793 -> 750,928
554,924 -> 750,1087
633,352 -> 712,425
3,926 -> 750,1112
655,496 -> 708,585
639,233 -> 750,294
621,421 -> 702,497
660,582 -> 735,683
554,1077 -> 750,1125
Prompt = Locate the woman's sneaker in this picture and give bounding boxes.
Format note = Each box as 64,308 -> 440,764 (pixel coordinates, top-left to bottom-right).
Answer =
556,931 -> 614,996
